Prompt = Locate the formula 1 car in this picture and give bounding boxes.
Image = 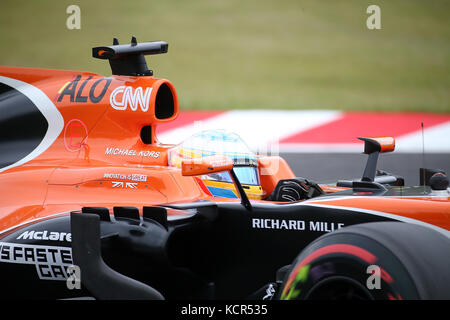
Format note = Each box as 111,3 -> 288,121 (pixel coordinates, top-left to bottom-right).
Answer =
0,38 -> 449,300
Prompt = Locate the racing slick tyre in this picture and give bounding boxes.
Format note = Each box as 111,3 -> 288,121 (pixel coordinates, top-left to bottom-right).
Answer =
279,222 -> 450,300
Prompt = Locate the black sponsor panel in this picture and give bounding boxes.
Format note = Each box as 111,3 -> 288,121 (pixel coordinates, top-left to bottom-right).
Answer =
207,202 -> 395,299
0,215 -> 85,299
0,201 -> 397,300
0,83 -> 48,170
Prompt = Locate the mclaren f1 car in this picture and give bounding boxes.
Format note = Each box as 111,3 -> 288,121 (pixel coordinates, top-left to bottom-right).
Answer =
0,38 -> 449,300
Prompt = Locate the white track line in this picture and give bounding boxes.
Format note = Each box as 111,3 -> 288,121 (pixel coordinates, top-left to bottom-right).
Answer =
395,121 -> 450,153
158,110 -> 342,152
158,110 -> 450,154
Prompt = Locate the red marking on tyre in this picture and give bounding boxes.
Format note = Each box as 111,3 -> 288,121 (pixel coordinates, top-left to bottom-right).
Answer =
282,244 -> 378,297
388,292 -> 403,300
380,267 -> 394,284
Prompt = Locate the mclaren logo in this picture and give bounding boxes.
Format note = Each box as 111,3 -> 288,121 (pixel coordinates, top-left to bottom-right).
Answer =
16,230 -> 72,242
110,85 -> 152,112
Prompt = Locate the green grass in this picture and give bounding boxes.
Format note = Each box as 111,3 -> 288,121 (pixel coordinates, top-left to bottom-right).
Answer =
0,0 -> 449,112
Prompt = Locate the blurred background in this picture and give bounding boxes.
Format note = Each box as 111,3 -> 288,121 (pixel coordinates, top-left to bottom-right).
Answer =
1,0 -> 449,112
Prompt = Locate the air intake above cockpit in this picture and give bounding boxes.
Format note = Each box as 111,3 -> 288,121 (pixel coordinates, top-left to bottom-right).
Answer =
92,37 -> 168,76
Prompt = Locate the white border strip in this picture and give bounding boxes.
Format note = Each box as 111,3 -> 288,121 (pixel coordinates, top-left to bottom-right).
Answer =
0,76 -> 64,173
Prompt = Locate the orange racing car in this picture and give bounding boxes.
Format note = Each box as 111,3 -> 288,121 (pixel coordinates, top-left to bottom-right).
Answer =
0,38 -> 449,300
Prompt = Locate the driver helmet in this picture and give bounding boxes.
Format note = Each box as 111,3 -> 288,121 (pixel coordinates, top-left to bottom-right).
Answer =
168,129 -> 264,200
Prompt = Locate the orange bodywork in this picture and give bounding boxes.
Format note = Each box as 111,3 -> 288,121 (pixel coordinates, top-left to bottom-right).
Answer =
181,155 -> 234,176
0,67 -> 206,231
365,137 -> 395,153
257,156 -> 296,196
0,66 -> 449,234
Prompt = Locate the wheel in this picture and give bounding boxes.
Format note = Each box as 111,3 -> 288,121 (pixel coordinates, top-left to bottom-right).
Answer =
279,222 -> 450,300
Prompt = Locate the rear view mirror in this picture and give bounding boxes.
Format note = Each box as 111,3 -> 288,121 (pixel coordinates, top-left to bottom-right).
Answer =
357,136 -> 395,182
358,136 -> 395,154
181,155 -> 233,176
181,155 -> 252,211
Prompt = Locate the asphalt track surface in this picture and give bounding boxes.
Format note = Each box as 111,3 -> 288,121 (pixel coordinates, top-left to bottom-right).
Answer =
281,153 -> 450,186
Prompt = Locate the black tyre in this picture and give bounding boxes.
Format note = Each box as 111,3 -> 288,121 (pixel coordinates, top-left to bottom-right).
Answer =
279,222 -> 450,300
